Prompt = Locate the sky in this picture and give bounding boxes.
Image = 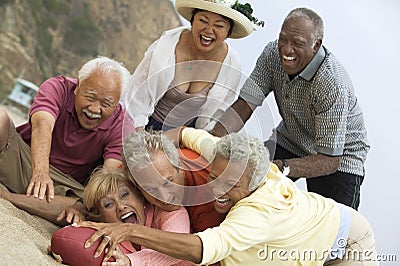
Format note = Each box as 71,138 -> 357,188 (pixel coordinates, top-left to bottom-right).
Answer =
175,0 -> 400,263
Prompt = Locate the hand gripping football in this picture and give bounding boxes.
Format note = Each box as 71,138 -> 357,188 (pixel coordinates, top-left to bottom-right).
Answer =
51,226 -> 134,266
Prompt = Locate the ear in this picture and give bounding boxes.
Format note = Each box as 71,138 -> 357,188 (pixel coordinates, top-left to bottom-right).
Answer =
313,39 -> 322,53
74,80 -> 80,95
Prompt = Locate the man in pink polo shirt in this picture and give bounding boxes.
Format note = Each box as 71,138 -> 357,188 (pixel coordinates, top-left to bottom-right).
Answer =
0,56 -> 132,225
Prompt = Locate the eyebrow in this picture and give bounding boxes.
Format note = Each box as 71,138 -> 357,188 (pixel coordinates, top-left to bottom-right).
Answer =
198,14 -> 228,24
85,90 -> 116,104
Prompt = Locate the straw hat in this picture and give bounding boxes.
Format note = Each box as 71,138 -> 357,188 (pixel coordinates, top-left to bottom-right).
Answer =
175,0 -> 254,39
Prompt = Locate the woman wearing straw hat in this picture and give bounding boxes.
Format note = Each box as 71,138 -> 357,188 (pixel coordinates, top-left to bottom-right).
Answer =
122,0 -> 263,131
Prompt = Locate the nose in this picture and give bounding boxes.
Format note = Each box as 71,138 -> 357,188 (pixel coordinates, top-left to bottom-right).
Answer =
204,23 -> 215,33
88,101 -> 101,113
210,180 -> 226,198
116,200 -> 126,212
282,42 -> 295,54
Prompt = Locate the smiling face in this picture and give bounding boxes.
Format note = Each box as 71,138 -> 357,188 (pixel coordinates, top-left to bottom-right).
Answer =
191,10 -> 231,52
95,181 -> 146,225
131,151 -> 185,212
208,155 -> 252,214
74,70 -> 121,129
278,16 -> 322,76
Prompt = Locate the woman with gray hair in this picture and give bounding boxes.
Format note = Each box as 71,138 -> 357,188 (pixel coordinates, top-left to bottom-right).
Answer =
77,128 -> 377,266
122,129 -> 226,232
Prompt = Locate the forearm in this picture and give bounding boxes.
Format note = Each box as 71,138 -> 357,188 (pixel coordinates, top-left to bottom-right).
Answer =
274,154 -> 341,178
181,127 -> 219,162
209,98 -> 255,137
31,112 -> 54,172
127,225 -> 203,263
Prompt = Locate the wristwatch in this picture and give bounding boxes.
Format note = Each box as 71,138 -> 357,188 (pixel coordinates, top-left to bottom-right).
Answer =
280,159 -> 290,176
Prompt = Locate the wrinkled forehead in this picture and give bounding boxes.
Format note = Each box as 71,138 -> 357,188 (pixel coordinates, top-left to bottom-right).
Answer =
281,16 -> 315,36
210,155 -> 249,182
130,162 -> 177,186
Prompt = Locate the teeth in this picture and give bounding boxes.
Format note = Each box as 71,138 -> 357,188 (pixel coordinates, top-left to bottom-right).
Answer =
283,55 -> 295,61
121,212 -> 133,220
215,197 -> 230,203
201,35 -> 214,42
83,109 -> 101,119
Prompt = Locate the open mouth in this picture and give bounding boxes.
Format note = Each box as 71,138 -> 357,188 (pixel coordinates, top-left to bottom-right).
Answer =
283,55 -> 296,62
200,35 -> 214,46
214,197 -> 230,208
121,211 -> 138,224
83,109 -> 101,120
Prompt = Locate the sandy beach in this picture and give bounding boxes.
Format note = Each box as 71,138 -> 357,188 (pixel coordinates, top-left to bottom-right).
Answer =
0,105 -> 60,264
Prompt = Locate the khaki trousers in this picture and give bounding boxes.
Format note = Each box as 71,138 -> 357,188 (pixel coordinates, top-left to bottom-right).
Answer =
0,119 -> 84,198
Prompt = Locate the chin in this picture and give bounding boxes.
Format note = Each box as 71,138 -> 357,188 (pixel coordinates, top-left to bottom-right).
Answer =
215,207 -> 229,214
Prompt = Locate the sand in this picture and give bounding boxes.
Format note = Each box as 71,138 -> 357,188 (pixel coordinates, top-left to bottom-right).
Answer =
0,196 -> 60,265
0,106 -> 60,264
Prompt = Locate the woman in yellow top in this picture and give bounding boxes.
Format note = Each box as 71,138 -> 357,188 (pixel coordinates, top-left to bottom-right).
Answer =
77,128 -> 377,265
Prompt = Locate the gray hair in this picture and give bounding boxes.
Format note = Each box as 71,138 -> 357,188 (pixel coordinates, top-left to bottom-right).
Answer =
215,133 -> 270,191
284,7 -> 324,40
123,129 -> 180,171
78,56 -> 131,98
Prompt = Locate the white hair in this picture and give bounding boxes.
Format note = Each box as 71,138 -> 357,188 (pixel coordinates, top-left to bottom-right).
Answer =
123,130 -> 180,171
285,7 -> 324,40
215,133 -> 270,191
77,56 -> 131,98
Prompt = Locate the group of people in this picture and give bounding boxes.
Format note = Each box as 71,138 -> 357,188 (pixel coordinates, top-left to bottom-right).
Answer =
0,0 -> 375,265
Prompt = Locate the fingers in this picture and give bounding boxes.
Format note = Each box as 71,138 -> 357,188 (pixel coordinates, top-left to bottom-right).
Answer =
65,210 -> 76,224
38,181 -> 47,199
26,180 -> 55,202
73,221 -> 98,228
94,236 -> 111,259
56,210 -> 66,223
26,181 -> 44,198
26,181 -> 34,197
79,223 -> 105,249
101,246 -> 124,266
46,183 -> 55,203
72,212 -> 85,224
103,240 -> 118,261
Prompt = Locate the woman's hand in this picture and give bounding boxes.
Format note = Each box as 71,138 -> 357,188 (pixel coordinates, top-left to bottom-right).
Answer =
74,221 -> 135,262
102,246 -> 130,266
56,199 -> 87,224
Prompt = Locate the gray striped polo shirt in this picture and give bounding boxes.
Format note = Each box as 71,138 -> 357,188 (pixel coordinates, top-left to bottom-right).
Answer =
240,40 -> 369,176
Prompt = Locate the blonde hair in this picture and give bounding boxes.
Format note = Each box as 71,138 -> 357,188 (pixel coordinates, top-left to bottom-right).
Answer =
83,167 -> 133,214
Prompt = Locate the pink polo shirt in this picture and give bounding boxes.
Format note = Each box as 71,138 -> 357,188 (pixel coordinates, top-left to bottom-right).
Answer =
17,75 -> 128,184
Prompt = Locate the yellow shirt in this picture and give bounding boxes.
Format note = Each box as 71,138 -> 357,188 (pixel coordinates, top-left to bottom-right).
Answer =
182,128 -> 340,266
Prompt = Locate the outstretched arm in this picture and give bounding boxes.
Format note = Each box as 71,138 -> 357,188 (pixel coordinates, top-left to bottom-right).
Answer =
75,222 -> 203,263
274,154 -> 341,178
28,110 -> 55,202
209,98 -> 256,137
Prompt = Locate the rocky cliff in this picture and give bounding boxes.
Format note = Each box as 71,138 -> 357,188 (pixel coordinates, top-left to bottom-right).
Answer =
0,0 -> 181,99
